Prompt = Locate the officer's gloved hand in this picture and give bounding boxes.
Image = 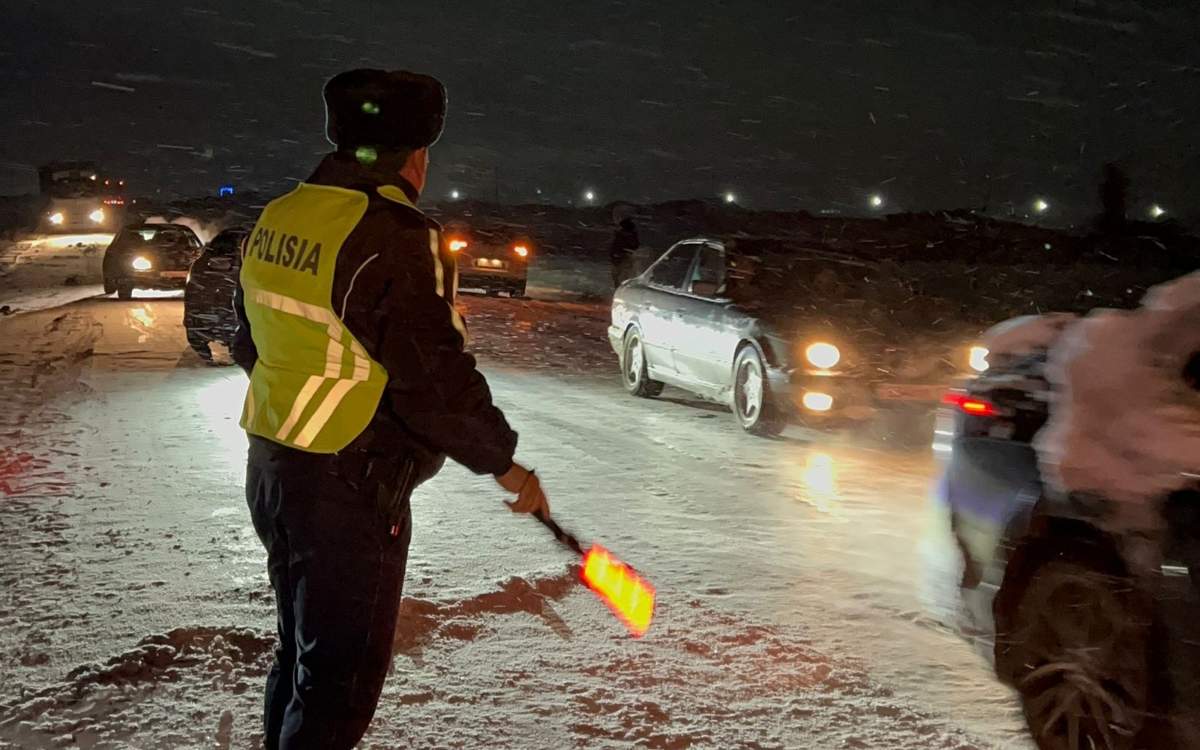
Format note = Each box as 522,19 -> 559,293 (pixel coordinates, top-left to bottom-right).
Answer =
495,463 -> 550,517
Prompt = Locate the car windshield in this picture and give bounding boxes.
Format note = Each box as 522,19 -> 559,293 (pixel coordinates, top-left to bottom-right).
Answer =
114,226 -> 191,247
3,6 -> 1198,750
46,175 -> 100,199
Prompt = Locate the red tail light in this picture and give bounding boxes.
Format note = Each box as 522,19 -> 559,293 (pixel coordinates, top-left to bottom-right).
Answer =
942,392 -> 997,417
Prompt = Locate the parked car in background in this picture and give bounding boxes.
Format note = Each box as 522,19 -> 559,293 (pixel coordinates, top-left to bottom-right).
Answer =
444,223 -> 531,297
102,223 -> 204,299
609,237 -> 987,436
184,226 -> 249,361
929,342 -> 1200,750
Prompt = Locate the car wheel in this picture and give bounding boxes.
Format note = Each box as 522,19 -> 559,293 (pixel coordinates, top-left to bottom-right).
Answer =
116,280 -> 134,300
103,277 -> 116,295
186,327 -> 213,361
1004,559 -> 1150,750
509,283 -> 527,299
733,345 -> 784,436
621,329 -> 663,398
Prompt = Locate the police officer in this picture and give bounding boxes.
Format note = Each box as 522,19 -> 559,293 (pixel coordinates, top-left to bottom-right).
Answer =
232,69 -> 549,749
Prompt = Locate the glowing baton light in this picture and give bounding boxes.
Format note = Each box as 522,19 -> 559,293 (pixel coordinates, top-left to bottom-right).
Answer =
581,544 -> 656,637
530,509 -> 656,637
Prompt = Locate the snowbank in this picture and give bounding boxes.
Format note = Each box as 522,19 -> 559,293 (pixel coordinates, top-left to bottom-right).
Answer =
1035,272 -> 1200,532
0,234 -> 110,315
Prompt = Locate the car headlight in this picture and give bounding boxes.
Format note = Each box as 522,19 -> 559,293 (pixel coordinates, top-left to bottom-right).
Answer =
802,391 -> 834,412
89,208 -> 105,224
968,345 -> 990,373
49,211 -> 65,225
131,256 -> 152,271
805,342 -> 841,369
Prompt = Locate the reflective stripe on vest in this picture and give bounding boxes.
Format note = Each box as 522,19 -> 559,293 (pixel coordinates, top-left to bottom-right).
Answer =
239,183 -> 396,453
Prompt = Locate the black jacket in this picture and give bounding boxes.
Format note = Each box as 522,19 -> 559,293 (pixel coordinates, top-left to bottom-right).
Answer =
233,152 -> 517,487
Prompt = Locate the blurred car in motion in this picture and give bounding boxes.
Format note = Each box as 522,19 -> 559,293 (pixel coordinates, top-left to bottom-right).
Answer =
184,226 -> 249,361
930,340 -> 1200,749
37,162 -> 127,234
102,223 -> 204,300
444,224 -> 531,297
609,237 -> 987,436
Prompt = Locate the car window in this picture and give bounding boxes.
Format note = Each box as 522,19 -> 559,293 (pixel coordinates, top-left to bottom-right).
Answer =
689,246 -> 725,297
648,244 -> 698,290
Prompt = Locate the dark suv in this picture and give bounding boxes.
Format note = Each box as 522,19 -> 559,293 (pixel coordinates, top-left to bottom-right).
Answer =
930,347 -> 1200,749
102,223 -> 204,300
183,227 -> 249,361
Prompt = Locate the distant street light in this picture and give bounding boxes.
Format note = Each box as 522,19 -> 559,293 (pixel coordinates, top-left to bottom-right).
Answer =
1149,204 -> 1167,219
450,189 -> 461,200
1032,198 -> 1050,214
724,191 -> 737,205
584,190 -> 596,204
869,193 -> 885,210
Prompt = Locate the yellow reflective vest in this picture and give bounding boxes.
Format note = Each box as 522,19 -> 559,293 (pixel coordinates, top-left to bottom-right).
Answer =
238,183 -> 408,453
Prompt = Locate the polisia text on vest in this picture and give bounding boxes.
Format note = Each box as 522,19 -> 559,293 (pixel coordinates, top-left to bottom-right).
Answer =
248,227 -> 323,275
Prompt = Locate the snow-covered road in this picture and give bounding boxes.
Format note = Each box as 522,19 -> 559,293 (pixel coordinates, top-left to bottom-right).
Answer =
0,296 -> 1031,749
0,234 -> 112,316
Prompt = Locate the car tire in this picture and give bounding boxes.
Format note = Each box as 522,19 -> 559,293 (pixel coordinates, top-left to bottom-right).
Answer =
116,280 -> 134,300
103,277 -> 116,296
1001,559 -> 1151,750
186,327 -> 213,361
732,345 -> 785,437
509,283 -> 527,299
621,329 -> 663,398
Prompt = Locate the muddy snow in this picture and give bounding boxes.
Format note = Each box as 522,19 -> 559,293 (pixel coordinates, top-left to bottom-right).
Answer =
0,295 -> 1031,748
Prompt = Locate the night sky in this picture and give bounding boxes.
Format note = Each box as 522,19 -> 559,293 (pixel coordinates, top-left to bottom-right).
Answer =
3,1 -> 1198,223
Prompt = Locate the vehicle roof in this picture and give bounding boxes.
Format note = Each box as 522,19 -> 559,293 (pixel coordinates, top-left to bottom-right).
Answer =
111,224 -> 201,246
120,223 -> 199,235
39,161 -> 99,172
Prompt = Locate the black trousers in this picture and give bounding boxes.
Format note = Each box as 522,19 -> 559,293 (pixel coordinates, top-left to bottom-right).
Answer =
246,437 -> 412,750
611,256 -> 635,289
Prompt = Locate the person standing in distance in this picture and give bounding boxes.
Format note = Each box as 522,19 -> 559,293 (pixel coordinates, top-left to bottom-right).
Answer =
610,216 -> 640,289
232,69 -> 549,749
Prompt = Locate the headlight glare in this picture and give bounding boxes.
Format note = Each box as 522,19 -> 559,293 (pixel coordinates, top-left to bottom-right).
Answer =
802,392 -> 834,412
805,342 -> 841,369
969,345 -> 990,373
131,256 -> 152,271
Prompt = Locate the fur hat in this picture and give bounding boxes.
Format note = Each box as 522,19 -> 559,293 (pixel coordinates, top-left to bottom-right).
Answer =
324,69 -> 446,151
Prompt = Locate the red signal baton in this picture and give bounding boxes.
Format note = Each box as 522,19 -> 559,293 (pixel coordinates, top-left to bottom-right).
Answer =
530,509 -> 656,637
